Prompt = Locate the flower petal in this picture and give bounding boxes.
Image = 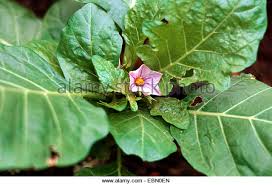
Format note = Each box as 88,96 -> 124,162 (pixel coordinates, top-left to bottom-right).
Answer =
139,64 -> 152,78
129,71 -> 137,79
129,71 -> 137,88
142,83 -> 161,96
128,64 -> 163,96
130,83 -> 139,92
152,85 -> 162,96
144,72 -> 162,86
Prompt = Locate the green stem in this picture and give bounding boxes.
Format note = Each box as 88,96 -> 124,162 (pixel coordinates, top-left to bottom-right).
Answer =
117,148 -> 122,176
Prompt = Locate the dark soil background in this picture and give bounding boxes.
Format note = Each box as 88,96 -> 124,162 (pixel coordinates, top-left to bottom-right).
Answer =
244,0 -> 272,86
1,0 -> 271,176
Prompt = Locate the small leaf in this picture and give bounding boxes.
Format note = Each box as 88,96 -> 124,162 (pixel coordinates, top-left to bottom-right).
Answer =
0,45 -> 109,169
92,55 -> 125,92
171,75 -> 272,175
76,162 -> 134,176
99,97 -> 128,112
109,110 -> 177,161
126,93 -> 138,112
42,0 -> 82,40
57,3 -> 122,89
0,0 -> 42,45
151,97 -> 190,129
75,0 -> 130,30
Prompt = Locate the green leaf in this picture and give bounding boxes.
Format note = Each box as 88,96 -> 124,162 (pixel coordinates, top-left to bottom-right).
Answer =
123,0 -> 167,67
137,0 -> 267,90
0,0 -> 42,45
110,110 -> 176,161
57,3 -> 122,88
76,162 -> 134,176
0,45 -> 109,169
92,55 -> 125,92
126,93 -> 138,112
75,0 -> 129,30
171,75 -> 272,175
99,97 -> 128,112
151,98 -> 190,129
42,0 -> 82,40
25,40 -> 63,76
158,74 -> 174,96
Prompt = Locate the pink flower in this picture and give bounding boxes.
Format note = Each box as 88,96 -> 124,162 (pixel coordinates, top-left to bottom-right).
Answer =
129,64 -> 162,96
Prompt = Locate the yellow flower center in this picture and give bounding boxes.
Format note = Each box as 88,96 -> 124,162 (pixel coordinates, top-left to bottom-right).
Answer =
135,77 -> 145,86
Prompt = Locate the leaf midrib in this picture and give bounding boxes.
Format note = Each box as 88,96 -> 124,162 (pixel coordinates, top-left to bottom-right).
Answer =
0,62 -> 96,97
0,38 -> 12,46
190,110 -> 272,124
0,66 -> 48,91
0,84 -> 98,98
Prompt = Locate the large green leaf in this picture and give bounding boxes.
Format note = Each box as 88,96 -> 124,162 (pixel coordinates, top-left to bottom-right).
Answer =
110,111 -> 176,161
42,0 -> 82,40
75,0 -> 130,30
57,3 -> 122,89
0,46 -> 109,169
0,0 -> 42,45
134,0 -> 267,90
171,75 -> 272,175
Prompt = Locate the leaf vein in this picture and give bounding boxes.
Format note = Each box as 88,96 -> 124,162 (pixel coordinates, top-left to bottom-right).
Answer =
217,116 -> 240,174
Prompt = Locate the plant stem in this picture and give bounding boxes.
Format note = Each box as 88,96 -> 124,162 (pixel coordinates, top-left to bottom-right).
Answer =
117,148 -> 122,176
